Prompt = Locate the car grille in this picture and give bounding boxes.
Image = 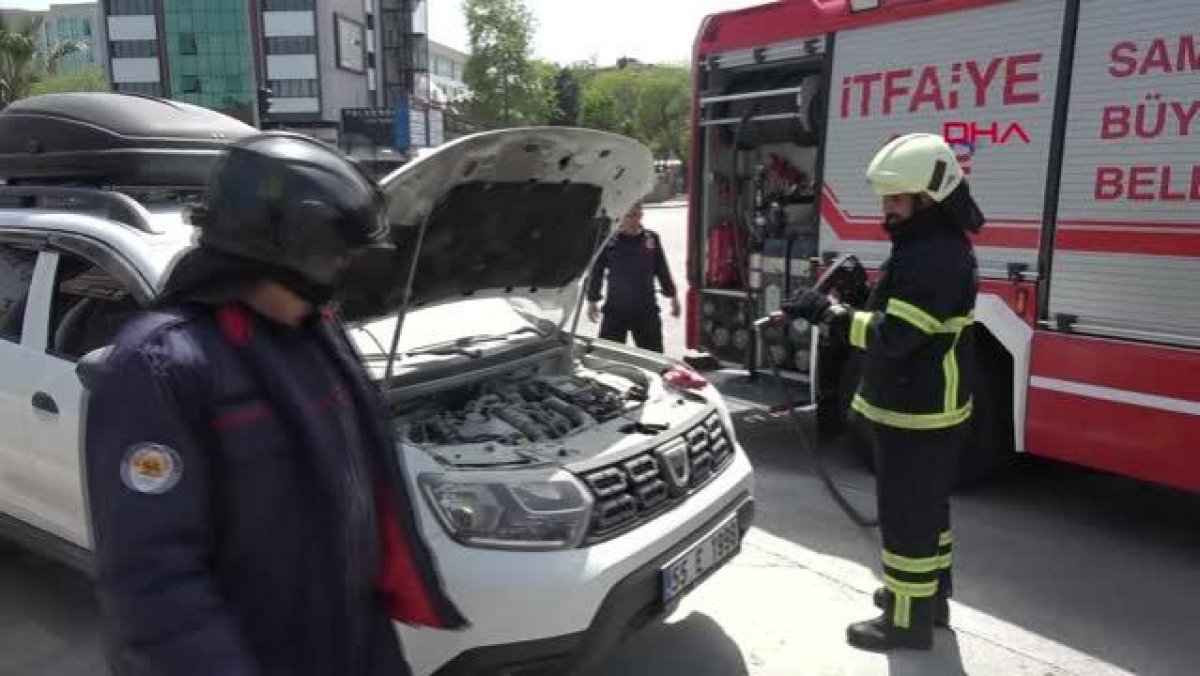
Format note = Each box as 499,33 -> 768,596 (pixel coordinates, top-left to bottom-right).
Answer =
578,412 -> 736,544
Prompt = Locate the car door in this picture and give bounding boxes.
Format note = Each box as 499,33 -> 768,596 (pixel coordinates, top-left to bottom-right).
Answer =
0,242 -> 54,531
22,248 -> 143,547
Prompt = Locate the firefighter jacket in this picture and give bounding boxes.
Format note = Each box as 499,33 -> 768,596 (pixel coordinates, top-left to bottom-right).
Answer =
847,208 -> 979,430
84,302 -> 467,676
586,229 -> 678,312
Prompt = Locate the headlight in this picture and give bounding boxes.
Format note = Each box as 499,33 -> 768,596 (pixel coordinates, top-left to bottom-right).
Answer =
418,469 -> 593,551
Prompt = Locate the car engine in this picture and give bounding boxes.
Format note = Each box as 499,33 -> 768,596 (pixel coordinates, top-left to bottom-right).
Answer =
398,371 -> 644,446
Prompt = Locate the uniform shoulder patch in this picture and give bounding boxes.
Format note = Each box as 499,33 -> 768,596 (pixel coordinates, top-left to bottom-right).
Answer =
121,443 -> 183,494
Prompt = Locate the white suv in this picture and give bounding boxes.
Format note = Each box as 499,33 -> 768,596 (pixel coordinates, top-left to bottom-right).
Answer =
0,93 -> 755,676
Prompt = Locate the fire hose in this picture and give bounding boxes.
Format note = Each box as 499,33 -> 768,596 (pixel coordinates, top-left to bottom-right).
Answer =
754,254 -> 879,529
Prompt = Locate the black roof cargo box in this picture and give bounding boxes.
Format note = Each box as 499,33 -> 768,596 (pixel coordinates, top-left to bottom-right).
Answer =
0,92 -> 257,187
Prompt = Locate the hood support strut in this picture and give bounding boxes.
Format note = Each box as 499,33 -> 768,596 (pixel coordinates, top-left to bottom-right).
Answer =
381,205 -> 439,386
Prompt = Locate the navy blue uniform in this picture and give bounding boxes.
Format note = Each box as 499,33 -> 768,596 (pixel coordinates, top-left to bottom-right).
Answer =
844,207 -> 977,632
84,302 -> 465,676
586,229 -> 677,353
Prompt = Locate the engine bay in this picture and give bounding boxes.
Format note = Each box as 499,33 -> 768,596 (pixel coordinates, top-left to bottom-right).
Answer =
392,354 -> 711,468
400,372 -> 641,446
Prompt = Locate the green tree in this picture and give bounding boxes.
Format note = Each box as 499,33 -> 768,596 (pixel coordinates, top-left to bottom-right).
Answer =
579,68 -> 638,136
550,67 -> 580,126
579,87 -> 619,133
460,0 -> 553,128
632,66 -> 690,162
0,15 -> 84,105
29,65 -> 108,96
575,63 -> 691,162
529,58 -> 560,125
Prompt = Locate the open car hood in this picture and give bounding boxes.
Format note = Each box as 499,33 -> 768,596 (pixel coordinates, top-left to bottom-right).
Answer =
336,128 -> 654,325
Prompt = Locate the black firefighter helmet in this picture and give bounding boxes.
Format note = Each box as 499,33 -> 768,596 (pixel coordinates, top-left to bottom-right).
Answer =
188,131 -> 392,297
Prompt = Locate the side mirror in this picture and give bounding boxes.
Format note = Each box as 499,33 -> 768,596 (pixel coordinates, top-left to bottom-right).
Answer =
76,346 -> 114,392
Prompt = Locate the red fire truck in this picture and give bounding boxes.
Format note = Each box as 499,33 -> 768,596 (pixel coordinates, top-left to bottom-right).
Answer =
686,0 -> 1200,491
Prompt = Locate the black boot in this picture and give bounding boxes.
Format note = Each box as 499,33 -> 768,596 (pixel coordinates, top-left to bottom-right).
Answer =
873,587 -> 950,626
848,601 -> 934,652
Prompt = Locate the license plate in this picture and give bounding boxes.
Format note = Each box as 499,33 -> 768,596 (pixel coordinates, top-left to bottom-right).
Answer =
661,514 -> 741,605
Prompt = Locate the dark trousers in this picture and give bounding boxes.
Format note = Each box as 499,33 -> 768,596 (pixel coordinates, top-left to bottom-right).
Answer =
870,422 -> 963,629
599,307 -> 664,353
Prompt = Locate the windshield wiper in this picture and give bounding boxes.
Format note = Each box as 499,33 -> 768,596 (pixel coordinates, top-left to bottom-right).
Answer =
400,327 -> 543,359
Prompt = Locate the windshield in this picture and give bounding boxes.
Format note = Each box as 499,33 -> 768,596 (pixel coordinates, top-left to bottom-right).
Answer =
349,294 -> 579,359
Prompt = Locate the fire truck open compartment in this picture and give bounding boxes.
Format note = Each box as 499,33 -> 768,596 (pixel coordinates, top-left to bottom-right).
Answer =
690,0 -> 1200,494
694,47 -> 828,379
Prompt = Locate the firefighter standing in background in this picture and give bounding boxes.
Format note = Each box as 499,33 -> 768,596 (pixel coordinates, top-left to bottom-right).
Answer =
84,132 -> 467,676
784,133 -> 983,651
586,201 -> 681,353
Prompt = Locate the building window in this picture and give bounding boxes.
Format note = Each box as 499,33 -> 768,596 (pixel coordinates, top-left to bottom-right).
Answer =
109,0 -> 154,16
179,32 -> 198,55
110,39 -> 157,58
115,82 -> 163,96
268,78 -> 318,98
263,0 -> 315,10
265,36 -> 316,55
160,0 -> 255,117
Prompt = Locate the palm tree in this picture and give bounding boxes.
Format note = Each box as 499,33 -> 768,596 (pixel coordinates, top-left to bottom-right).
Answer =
0,15 -> 84,105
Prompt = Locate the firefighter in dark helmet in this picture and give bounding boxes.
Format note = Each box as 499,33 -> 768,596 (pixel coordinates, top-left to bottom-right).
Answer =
784,132 -> 983,651
84,132 -> 467,676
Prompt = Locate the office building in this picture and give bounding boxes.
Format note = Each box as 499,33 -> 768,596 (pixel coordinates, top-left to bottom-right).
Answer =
98,0 -> 425,128
427,39 -> 467,104
1,3 -> 106,74
43,3 -> 106,72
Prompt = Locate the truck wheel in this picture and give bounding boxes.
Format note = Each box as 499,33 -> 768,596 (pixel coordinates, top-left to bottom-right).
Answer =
956,329 -> 1015,489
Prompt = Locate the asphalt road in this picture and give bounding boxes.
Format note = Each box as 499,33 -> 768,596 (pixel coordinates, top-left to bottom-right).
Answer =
4,204 -> 1199,676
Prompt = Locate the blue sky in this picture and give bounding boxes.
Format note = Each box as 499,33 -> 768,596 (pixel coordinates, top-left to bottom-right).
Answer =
3,0 -> 766,65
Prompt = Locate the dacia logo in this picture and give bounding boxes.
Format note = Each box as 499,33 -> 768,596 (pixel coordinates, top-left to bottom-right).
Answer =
655,439 -> 691,496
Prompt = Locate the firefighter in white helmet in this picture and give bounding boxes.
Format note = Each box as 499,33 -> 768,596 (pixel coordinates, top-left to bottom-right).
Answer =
783,132 -> 983,651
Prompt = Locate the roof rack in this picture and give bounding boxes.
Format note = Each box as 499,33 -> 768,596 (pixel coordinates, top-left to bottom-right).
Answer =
0,184 -> 160,234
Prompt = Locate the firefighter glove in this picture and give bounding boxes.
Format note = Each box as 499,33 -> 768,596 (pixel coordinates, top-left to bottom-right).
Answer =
784,289 -> 838,324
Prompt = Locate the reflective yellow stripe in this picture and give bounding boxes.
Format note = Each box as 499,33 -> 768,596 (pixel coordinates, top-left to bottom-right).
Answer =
939,531 -> 953,547
852,395 -> 973,430
943,336 -> 961,412
886,298 -> 944,334
938,552 -> 954,569
944,316 -> 974,332
886,299 -> 974,335
885,575 -> 939,598
866,300 -> 975,424
882,550 -> 941,574
894,594 -> 912,628
850,311 -> 872,349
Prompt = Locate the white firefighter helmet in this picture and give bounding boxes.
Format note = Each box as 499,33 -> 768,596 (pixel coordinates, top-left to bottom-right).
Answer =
865,133 -> 963,203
